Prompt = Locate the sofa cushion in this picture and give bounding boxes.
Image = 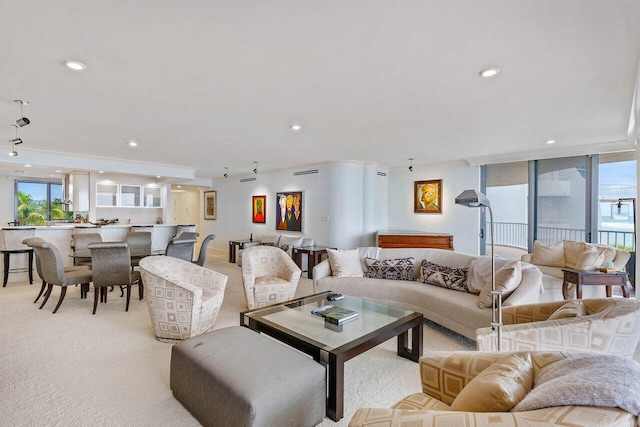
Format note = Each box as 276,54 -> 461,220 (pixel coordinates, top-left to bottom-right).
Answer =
279,235 -> 304,256
563,240 -> 591,269
417,260 -> 468,292
467,256 -> 514,294
478,260 -> 522,308
450,353 -> 533,412
530,241 -> 565,268
574,250 -> 605,270
260,235 -> 281,246
590,243 -> 617,263
327,249 -> 364,278
513,354 -> 640,415
364,257 -> 415,281
547,300 -> 587,320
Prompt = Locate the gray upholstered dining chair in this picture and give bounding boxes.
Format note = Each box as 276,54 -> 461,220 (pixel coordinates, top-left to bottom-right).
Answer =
30,240 -> 93,313
195,234 -> 215,266
165,238 -> 197,262
71,232 -> 102,266
23,237 -> 89,304
126,231 -> 152,267
88,242 -> 141,314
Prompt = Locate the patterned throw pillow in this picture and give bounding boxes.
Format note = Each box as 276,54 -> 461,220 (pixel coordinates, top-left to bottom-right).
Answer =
364,257 -> 415,281
417,260 -> 469,292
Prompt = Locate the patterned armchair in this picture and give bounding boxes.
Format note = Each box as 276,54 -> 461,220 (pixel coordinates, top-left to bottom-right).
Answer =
241,245 -> 301,310
139,256 -> 227,342
350,351 -> 639,426
476,298 -> 640,357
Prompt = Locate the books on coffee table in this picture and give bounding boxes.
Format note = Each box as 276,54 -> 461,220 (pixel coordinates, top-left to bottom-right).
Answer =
311,305 -> 359,325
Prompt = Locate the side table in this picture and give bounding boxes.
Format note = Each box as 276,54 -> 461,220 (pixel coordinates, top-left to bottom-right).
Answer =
561,268 -> 630,300
228,239 -> 253,263
293,245 -> 335,279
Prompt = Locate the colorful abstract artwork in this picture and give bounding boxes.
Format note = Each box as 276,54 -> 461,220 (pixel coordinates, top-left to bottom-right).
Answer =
275,191 -> 303,232
414,180 -> 442,213
252,195 -> 266,223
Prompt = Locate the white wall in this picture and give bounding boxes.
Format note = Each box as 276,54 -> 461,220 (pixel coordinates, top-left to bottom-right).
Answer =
387,160 -> 482,255
0,176 -> 16,225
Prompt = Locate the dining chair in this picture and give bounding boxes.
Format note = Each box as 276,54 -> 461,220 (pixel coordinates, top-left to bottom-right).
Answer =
23,237 -> 90,303
165,238 -> 198,262
88,242 -> 141,314
195,234 -> 215,266
30,241 -> 93,313
71,232 -> 102,266
176,231 -> 199,241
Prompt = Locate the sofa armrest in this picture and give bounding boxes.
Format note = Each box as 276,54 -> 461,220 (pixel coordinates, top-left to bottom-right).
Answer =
312,259 -> 332,292
418,351 -> 509,405
521,253 -> 533,263
501,300 -> 567,324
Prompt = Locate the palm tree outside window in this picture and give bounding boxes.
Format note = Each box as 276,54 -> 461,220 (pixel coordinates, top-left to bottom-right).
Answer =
15,181 -> 72,225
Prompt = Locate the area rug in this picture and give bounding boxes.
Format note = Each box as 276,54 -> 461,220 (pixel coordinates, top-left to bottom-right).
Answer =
0,255 -> 487,426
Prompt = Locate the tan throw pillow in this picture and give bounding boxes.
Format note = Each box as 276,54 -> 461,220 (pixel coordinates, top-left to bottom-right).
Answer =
326,249 -> 363,278
547,300 -> 587,320
530,241 -> 565,268
574,250 -> 605,271
563,240 -> 591,269
477,260 -> 522,308
450,353 -> 533,412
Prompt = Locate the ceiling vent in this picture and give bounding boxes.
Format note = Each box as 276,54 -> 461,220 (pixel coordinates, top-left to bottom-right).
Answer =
240,177 -> 257,183
377,171 -> 387,177
293,169 -> 319,176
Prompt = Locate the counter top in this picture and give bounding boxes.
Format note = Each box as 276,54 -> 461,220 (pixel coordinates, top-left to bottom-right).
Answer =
23,224 -> 178,229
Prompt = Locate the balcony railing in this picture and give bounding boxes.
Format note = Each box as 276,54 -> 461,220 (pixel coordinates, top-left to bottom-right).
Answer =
489,222 -> 635,251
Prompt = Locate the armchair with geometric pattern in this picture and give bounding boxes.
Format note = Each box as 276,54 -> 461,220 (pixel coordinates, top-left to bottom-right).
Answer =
139,256 -> 227,342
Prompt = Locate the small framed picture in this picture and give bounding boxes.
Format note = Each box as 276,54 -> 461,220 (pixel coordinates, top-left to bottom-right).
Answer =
204,191 -> 217,220
414,180 -> 442,214
252,195 -> 266,223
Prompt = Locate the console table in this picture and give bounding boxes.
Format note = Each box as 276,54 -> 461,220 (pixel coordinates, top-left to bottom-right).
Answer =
377,231 -> 454,250
562,268 -> 630,299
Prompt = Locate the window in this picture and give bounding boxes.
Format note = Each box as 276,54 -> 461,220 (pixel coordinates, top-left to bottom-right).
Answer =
15,181 -> 72,225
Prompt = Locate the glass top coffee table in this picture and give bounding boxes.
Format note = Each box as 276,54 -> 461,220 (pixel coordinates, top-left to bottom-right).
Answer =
240,291 -> 423,421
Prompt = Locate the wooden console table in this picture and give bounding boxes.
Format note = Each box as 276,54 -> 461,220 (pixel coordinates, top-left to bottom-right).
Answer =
377,231 -> 453,250
561,268 -> 630,299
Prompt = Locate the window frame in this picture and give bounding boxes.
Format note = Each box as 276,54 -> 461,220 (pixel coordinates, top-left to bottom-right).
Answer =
14,179 -> 67,225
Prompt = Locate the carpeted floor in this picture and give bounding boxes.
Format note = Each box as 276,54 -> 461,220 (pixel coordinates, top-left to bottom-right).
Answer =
6,253 -> 632,427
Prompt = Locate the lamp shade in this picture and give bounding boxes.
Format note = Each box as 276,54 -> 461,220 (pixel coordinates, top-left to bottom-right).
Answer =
455,189 -> 490,208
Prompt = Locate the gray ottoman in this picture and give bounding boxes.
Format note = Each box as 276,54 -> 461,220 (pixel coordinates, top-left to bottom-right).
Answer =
170,326 -> 326,427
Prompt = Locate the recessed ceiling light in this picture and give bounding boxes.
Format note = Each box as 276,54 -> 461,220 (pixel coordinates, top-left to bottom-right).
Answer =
98,170 -> 104,174
546,139 -> 556,144
24,164 -> 31,167
65,60 -> 87,71
156,175 -> 161,179
55,170 -> 62,173
479,67 -> 500,78
177,185 -> 182,189
128,140 -> 138,147
290,124 -> 302,131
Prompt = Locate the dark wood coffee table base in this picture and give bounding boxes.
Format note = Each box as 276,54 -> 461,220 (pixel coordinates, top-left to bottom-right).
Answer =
562,268 -> 630,299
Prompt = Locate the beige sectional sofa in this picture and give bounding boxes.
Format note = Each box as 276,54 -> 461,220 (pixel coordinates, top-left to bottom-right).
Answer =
313,248 -> 543,340
522,240 -> 630,291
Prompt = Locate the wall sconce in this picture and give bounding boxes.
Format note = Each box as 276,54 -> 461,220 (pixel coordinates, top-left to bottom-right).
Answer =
15,100 -> 30,127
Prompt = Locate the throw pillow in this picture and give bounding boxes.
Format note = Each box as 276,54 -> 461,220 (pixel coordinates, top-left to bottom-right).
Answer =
563,240 -> 591,269
467,255 -> 513,295
477,260 -> 522,308
417,260 -> 469,292
327,249 -> 364,278
574,250 -> 605,271
547,300 -> 587,320
513,354 -> 640,415
364,257 -> 415,281
450,353 -> 533,412
530,241 -> 565,268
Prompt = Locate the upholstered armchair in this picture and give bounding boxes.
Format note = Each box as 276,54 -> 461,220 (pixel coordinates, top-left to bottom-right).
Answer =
476,298 -> 640,357
241,245 -> 301,310
350,351 -> 639,427
139,256 -> 227,342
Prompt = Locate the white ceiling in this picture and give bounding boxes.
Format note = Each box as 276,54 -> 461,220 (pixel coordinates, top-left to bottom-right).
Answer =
1,0 -> 639,180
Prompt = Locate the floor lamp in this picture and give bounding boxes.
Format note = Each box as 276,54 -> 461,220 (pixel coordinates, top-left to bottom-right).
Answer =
455,189 -> 502,350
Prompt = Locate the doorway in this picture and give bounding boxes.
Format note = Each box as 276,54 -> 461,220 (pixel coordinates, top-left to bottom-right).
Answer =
170,186 -> 202,247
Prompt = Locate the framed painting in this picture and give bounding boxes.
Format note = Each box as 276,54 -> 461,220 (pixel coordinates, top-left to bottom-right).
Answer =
252,195 -> 266,223
414,180 -> 442,214
204,190 -> 217,220
275,191 -> 303,232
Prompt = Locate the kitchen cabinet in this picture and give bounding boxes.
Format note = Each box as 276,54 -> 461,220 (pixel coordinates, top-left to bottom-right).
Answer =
96,183 -> 162,208
70,172 -> 90,211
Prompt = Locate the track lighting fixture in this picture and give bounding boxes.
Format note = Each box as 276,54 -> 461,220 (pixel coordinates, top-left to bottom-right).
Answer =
408,158 -> 414,172
223,167 -> 229,179
15,100 -> 30,127
8,125 -> 20,157
253,161 -> 258,174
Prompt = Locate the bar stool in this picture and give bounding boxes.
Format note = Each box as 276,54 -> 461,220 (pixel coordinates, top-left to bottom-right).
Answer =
0,227 -> 35,287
